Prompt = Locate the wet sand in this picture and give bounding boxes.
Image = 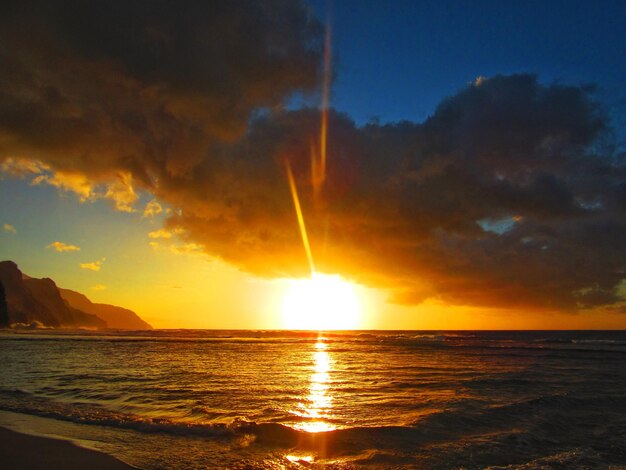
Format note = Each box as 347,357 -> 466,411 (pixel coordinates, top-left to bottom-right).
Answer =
0,426 -> 133,469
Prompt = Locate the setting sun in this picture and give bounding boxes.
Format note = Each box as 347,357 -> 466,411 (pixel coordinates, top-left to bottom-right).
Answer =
1,1 -> 625,468
281,274 -> 361,330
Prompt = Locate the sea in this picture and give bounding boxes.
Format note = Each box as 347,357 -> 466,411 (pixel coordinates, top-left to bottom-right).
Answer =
0,329 -> 625,469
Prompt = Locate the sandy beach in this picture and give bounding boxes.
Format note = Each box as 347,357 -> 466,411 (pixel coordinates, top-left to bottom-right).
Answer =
0,426 -> 133,470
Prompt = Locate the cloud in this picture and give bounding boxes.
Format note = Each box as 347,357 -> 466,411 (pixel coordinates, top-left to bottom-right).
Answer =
47,241 -> 80,252
158,75 -> 626,313
9,160 -> 139,211
148,239 -> 203,256
1,158 -> 49,176
143,199 -> 163,218
148,229 -> 172,239
80,257 -> 105,271
33,170 -> 95,201
3,223 -> 16,234
0,1 -> 323,180
0,2 -> 623,314
169,243 -> 203,256
91,284 -> 107,291
103,173 -> 138,212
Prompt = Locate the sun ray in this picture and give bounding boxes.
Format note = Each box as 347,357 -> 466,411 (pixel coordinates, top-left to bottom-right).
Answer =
280,7 -> 362,332
313,16 -> 332,201
285,160 -> 316,275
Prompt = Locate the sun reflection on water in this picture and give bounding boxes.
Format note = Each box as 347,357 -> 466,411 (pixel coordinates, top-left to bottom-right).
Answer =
285,454 -> 314,464
293,339 -> 336,433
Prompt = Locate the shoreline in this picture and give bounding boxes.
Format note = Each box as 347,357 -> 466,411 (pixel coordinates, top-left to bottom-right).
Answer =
0,426 -> 134,469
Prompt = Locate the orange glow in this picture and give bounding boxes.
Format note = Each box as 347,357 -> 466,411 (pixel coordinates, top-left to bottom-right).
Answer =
282,273 -> 361,330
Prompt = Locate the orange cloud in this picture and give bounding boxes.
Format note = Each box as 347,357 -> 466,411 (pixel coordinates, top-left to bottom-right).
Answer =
80,258 -> 106,271
1,157 -> 49,176
104,173 -> 138,212
148,229 -> 172,239
47,241 -> 81,252
37,171 -> 95,202
31,169 -> 138,211
143,200 -> 163,218
3,224 -> 16,234
168,243 -> 203,256
147,239 -> 203,257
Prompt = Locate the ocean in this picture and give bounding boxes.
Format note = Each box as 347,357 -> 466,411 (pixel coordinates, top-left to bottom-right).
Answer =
0,329 -> 625,469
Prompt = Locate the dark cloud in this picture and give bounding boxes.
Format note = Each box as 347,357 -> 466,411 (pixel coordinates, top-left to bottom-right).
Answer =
160,75 -> 625,313
0,0 -> 323,180
0,2 -> 624,313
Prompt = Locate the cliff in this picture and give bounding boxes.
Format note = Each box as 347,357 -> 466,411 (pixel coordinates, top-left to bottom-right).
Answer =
23,277 -> 105,329
59,288 -> 152,330
0,261 -> 64,327
0,260 -> 151,330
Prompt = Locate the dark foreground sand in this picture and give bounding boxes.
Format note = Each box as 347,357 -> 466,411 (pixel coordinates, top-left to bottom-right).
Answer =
0,426 -> 133,469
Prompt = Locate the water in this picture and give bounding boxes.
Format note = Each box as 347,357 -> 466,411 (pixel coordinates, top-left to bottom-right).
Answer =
0,329 -> 625,468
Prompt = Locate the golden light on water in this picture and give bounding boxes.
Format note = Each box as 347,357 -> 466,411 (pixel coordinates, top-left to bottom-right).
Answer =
292,340 -> 336,433
285,454 -> 314,464
282,274 -> 361,330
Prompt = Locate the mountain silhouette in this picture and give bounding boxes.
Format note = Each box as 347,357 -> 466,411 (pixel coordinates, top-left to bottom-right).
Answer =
59,288 -> 151,330
0,260 -> 151,329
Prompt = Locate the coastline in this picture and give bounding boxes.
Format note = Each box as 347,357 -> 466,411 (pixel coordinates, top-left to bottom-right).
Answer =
0,426 -> 134,470
1,331 -> 626,468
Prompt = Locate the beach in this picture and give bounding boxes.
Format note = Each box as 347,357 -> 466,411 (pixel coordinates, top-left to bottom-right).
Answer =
0,426 -> 132,469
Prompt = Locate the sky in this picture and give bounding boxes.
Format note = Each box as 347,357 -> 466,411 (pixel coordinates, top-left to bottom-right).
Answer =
1,1 -> 625,329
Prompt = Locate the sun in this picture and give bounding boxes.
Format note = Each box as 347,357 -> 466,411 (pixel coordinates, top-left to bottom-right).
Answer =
282,273 -> 361,330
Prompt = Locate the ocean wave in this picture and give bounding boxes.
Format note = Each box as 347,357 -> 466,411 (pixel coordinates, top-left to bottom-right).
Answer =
6,330 -> 625,354
442,342 -> 626,355
407,392 -> 626,437
1,387 -> 625,467
487,448 -> 606,469
0,388 -> 467,451
0,398 -> 415,455
572,339 -> 626,345
0,397 -> 244,439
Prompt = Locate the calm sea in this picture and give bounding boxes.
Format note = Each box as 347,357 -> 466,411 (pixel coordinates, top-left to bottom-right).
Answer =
0,329 -> 625,469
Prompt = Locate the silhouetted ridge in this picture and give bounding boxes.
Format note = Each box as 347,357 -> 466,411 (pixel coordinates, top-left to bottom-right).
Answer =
0,260 -> 151,329
59,288 -> 152,330
23,277 -> 105,328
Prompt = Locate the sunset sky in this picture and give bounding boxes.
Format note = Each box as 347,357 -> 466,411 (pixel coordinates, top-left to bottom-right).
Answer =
1,1 -> 625,329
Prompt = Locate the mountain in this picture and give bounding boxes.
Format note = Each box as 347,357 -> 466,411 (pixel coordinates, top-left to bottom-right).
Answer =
0,260 -> 151,330
59,288 -> 152,330
0,261 -> 105,328
23,277 -> 105,328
